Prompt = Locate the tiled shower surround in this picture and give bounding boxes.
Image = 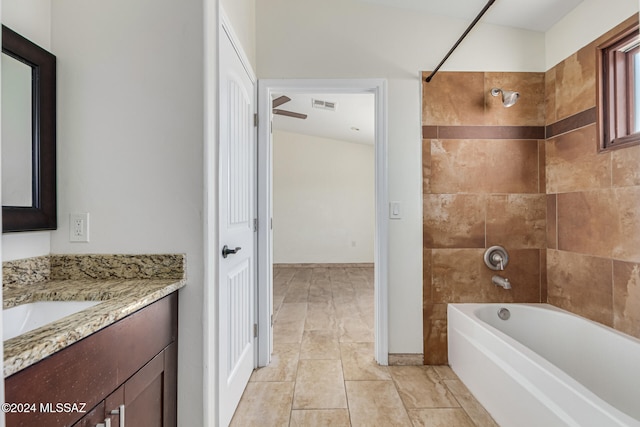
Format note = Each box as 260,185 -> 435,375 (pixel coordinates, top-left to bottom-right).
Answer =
422,71 -> 547,364
546,15 -> 640,338
422,14 -> 640,364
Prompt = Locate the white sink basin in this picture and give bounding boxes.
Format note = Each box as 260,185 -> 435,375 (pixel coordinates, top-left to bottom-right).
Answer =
3,301 -> 100,341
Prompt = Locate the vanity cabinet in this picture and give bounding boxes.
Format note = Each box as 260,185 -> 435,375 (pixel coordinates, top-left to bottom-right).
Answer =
5,292 -> 178,427
73,342 -> 176,427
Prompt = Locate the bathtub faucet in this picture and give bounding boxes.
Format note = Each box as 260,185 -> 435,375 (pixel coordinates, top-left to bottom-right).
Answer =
492,275 -> 511,290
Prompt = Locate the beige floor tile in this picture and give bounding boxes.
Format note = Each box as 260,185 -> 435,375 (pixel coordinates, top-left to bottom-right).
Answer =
338,313 -> 373,342
293,359 -> 347,409
349,278 -> 369,290
304,302 -> 338,331
308,282 -> 333,303
273,294 -> 286,316
390,366 -> 459,409
290,269 -> 313,287
432,365 -> 458,380
234,266 -> 496,426
340,342 -> 390,380
273,269 -> 295,291
332,284 -> 356,298
345,380 -> 412,426
335,296 -> 358,306
444,379 -> 499,427
289,409 -> 350,426
230,381 -> 294,427
357,306 -> 375,329
328,267 -> 348,281
407,408 -> 475,427
274,303 -> 307,343
284,282 -> 310,303
250,342 -> 300,382
300,330 -> 341,359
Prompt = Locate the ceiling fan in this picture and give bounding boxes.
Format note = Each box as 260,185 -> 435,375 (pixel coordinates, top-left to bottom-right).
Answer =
272,95 -> 307,120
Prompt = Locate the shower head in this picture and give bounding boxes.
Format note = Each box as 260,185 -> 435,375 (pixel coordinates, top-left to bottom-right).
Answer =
491,88 -> 520,108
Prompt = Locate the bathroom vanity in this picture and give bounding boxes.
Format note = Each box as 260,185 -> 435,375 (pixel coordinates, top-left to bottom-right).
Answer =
2,254 -> 185,427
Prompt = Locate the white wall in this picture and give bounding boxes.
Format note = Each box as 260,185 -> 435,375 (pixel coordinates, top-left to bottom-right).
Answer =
220,0 -> 255,70
256,0 -> 545,354
49,1 -> 206,425
545,0 -> 639,69
2,0 -> 52,261
2,0 -> 50,49
273,130 -> 374,264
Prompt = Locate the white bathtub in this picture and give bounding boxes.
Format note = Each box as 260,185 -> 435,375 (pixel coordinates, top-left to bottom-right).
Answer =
448,303 -> 640,427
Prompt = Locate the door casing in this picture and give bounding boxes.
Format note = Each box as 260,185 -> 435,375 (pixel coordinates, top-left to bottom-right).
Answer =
257,79 -> 389,366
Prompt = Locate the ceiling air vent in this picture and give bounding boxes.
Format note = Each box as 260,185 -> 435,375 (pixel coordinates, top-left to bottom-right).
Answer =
311,98 -> 337,111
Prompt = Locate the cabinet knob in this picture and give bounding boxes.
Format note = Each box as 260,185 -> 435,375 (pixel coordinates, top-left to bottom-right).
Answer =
110,404 -> 125,427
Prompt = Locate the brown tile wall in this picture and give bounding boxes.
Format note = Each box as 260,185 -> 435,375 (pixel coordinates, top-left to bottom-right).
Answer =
546,14 -> 640,339
422,71 -> 546,364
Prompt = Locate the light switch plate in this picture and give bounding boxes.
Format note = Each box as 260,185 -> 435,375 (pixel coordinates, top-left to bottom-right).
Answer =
389,201 -> 402,219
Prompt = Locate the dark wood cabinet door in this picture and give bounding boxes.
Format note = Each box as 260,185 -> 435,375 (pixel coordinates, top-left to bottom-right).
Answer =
124,341 -> 177,427
104,385 -> 124,427
71,401 -> 105,427
69,340 -> 177,427
124,352 -> 164,427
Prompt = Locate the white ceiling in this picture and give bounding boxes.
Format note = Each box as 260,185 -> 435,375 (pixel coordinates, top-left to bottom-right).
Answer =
272,93 -> 375,145
271,0 -> 585,145
358,0 -> 584,32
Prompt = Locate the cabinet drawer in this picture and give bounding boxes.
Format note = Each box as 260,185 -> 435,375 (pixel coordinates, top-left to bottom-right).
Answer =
5,292 -> 177,427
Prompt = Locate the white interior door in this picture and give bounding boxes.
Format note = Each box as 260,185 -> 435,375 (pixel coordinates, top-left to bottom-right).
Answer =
219,25 -> 257,427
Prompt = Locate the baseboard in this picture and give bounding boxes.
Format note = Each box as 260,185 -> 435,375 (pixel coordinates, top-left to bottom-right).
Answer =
274,263 -> 374,268
388,353 -> 424,366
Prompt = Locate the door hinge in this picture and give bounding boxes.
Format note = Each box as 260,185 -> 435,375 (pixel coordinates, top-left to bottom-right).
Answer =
271,314 -> 274,327
253,323 -> 258,338
253,218 -> 258,232
254,113 -> 258,127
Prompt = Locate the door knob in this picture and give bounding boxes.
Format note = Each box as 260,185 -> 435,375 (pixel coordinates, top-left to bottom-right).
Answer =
222,245 -> 242,258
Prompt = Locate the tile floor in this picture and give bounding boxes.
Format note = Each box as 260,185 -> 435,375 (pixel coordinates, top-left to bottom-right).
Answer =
230,265 -> 498,426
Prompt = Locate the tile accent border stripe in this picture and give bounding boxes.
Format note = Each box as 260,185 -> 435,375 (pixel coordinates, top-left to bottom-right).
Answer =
422,108 -> 597,141
422,125 -> 544,140
545,107 -> 597,139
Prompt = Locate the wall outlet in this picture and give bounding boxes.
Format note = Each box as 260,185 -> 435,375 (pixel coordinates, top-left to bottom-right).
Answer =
69,213 -> 90,242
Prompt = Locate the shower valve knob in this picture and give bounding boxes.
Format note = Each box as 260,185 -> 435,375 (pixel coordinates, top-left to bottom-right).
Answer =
484,246 -> 509,271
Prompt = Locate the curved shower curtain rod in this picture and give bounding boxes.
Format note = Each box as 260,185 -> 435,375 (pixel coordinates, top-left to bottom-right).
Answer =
425,0 -> 497,83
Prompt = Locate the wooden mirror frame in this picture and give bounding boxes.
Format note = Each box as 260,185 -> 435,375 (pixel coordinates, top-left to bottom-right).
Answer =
2,25 -> 57,232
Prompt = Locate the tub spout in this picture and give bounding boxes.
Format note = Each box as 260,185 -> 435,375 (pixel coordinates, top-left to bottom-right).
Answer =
492,275 -> 511,290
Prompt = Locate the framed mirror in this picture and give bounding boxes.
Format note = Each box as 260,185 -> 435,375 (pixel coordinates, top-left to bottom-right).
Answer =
2,25 -> 56,232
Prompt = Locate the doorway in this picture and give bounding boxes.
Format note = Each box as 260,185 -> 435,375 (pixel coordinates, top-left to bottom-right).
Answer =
257,79 -> 389,367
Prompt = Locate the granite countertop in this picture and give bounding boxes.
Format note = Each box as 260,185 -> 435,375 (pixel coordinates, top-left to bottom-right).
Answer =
2,254 -> 186,378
